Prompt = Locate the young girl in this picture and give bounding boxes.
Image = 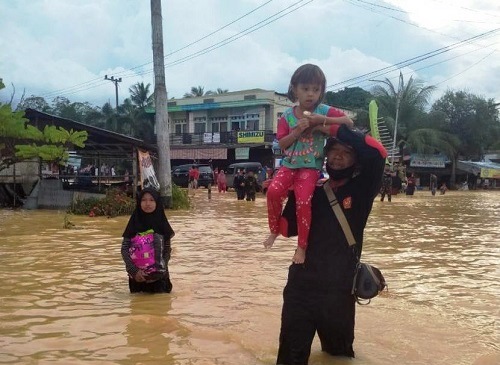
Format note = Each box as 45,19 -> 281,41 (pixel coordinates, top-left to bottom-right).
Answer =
264,63 -> 353,264
121,187 -> 175,293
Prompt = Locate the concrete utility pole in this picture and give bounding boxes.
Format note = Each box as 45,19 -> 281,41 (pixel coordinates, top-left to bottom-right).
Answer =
150,0 -> 173,208
104,75 -> 122,110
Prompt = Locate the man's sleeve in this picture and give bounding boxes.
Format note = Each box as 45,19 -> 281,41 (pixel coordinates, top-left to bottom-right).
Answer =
334,125 -> 388,199
326,106 -> 346,117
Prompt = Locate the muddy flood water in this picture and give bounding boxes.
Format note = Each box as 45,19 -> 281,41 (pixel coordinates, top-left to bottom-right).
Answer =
0,189 -> 498,365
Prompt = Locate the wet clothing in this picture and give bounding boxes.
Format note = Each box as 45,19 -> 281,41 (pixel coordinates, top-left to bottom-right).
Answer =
380,171 -> 392,202
121,188 -> 175,293
430,174 -> 437,196
267,167 -> 320,248
276,126 -> 386,364
406,176 -> 416,195
234,174 -> 246,200
244,175 -> 258,201
217,172 -> 227,193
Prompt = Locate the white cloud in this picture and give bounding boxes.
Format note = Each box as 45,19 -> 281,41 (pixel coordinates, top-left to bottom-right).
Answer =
1,0 -> 498,108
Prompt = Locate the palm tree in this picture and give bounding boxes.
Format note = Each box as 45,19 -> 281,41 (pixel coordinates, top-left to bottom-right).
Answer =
129,82 -> 153,108
216,88 -> 228,94
372,74 -> 436,140
183,86 -> 205,98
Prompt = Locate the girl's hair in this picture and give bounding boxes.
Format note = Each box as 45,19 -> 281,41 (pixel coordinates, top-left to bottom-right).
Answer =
287,64 -> 326,105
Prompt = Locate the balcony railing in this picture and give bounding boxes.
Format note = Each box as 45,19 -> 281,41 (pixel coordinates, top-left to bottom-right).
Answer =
169,130 -> 275,146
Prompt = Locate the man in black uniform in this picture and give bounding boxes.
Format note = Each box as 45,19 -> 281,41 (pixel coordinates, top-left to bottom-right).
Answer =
233,169 -> 246,200
276,124 -> 386,364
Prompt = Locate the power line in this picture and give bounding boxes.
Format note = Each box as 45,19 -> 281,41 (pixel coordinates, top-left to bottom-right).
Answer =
326,28 -> 499,90
38,0 -> 279,99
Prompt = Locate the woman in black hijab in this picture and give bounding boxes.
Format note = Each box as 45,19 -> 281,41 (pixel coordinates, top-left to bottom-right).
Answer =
121,187 -> 175,293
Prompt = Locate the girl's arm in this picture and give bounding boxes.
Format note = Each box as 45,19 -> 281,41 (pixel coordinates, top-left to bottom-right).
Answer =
306,113 -> 354,129
121,238 -> 139,277
277,118 -> 311,150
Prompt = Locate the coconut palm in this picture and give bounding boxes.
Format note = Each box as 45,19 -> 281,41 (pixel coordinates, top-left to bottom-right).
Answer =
129,82 -> 153,109
183,86 -> 205,98
372,73 -> 436,140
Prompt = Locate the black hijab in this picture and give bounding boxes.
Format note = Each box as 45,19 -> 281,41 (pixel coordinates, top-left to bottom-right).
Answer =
122,187 -> 174,239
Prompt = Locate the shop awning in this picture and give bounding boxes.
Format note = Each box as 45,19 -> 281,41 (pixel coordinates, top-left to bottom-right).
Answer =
457,160 -> 500,178
170,148 -> 227,160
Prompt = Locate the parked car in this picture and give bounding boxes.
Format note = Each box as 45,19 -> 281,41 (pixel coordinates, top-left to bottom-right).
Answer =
226,162 -> 263,191
171,164 -> 214,188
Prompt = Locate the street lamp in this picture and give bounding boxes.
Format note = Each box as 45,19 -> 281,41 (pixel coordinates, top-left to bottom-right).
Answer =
370,72 -> 404,169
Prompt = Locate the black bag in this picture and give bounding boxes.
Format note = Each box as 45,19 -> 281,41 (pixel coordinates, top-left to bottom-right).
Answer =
352,262 -> 386,304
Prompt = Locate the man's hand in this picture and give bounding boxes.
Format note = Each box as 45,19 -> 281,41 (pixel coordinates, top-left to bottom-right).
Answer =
133,270 -> 147,282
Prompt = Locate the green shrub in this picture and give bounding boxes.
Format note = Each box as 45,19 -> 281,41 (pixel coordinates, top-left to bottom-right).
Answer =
172,183 -> 190,209
69,188 -> 135,217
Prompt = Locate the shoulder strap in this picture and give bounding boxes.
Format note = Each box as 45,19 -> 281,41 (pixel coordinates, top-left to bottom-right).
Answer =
323,180 -> 356,247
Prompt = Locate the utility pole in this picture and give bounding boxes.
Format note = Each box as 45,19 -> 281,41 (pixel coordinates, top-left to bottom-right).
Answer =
151,0 -> 173,208
104,75 -> 122,109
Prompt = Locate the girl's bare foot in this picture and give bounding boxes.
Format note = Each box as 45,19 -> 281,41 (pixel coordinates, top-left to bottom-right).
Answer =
292,247 -> 306,264
264,233 -> 278,248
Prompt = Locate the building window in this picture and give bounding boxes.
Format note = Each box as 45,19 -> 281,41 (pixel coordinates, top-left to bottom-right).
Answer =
194,122 -> 206,133
173,119 -> 186,135
210,117 -> 228,133
246,119 -> 259,130
244,94 -> 256,100
203,98 -> 214,104
232,121 -> 243,131
167,101 -> 177,107
175,124 -> 186,135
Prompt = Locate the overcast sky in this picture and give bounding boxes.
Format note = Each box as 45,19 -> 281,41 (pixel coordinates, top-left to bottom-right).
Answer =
1,0 -> 499,109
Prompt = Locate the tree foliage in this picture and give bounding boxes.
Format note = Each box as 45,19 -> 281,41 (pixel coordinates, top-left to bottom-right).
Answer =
372,74 -> 436,139
324,87 -> 374,129
431,90 -> 500,159
0,79 -> 88,172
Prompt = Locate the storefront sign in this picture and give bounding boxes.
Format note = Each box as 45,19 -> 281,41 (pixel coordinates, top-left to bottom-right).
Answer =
203,132 -> 221,144
410,155 -> 446,168
235,147 -> 250,160
481,168 -> 500,179
237,130 -> 264,143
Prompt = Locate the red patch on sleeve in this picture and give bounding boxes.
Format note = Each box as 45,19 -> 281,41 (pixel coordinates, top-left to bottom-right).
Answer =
343,196 -> 352,209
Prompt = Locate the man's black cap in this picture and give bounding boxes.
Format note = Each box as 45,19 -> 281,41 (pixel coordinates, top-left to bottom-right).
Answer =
324,137 -> 353,154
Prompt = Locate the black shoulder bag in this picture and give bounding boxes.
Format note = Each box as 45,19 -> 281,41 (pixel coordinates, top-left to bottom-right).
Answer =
323,181 -> 387,305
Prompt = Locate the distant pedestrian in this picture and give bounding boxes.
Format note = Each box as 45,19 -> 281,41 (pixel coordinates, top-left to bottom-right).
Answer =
217,170 -> 227,193
440,182 -> 448,195
244,170 -> 258,201
406,173 -> 416,196
234,169 -> 246,200
380,164 -> 393,202
430,174 -> 438,196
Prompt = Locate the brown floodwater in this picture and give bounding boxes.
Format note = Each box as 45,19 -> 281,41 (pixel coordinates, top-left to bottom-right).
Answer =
0,189 -> 498,365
